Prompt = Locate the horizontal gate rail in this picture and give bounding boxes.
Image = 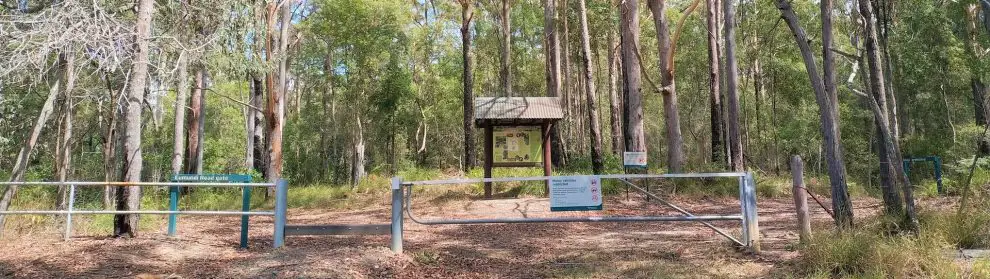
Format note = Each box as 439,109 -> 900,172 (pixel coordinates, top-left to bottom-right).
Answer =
388,173 -> 760,253
285,224 -> 391,236
0,180 -> 288,249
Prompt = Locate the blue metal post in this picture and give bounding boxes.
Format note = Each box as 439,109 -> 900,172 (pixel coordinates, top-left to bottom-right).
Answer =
167,185 -> 179,236
390,177 -> 403,253
239,185 -> 252,249
273,179 -> 288,248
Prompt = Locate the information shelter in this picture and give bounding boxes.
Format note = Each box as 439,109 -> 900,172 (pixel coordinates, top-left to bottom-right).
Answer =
475,97 -> 563,198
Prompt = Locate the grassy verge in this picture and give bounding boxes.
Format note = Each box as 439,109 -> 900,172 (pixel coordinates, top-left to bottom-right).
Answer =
794,207 -> 990,278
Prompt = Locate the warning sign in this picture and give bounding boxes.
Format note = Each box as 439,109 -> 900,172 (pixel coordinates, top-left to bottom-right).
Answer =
550,176 -> 603,212
623,152 -> 648,168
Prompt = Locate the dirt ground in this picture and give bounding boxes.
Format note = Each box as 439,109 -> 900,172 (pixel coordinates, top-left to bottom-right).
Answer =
0,192 -> 879,279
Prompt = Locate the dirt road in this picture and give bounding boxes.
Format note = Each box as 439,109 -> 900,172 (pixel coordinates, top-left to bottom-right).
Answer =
0,195 -> 861,278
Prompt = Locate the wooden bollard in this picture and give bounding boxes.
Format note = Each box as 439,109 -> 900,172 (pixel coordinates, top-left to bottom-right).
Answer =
791,155 -> 811,243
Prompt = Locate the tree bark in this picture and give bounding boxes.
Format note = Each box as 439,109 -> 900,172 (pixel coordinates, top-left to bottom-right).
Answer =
775,0 -> 854,228
723,0 -> 743,171
55,51 -> 77,211
976,79 -> 988,126
352,116 -> 366,186
115,0 -> 153,237
544,0 -> 566,167
172,52 -> 189,175
707,0 -> 724,166
0,75 -> 61,236
647,0 -> 685,173
500,0 -> 513,97
461,1 -> 476,171
101,77 -> 119,209
185,68 -> 204,175
267,0 -> 292,182
621,0 -> 647,162
607,22 -> 623,156
859,0 -> 904,216
577,0 -> 604,174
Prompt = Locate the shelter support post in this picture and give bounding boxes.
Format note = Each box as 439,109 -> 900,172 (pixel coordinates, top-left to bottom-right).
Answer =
390,177 -> 404,253
484,126 -> 493,199
542,122 -> 552,193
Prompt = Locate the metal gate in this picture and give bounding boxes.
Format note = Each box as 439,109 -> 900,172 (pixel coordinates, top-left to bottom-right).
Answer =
385,172 -> 761,253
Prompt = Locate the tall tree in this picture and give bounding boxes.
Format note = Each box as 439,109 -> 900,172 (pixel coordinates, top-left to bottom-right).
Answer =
858,0 -> 903,215
647,0 -> 688,173
185,69 -> 204,175
115,0 -> 155,237
858,0 -> 918,229
544,0 -> 566,166
723,0 -> 743,171
621,0 -> 647,165
775,0 -> 854,227
500,0 -> 513,97
55,51 -> 77,211
462,0 -> 476,171
172,52 -> 189,175
607,15 -> 623,156
706,0 -> 724,165
460,0 -> 478,171
266,0 -> 292,182
577,0 -> 603,174
0,68 -> 62,236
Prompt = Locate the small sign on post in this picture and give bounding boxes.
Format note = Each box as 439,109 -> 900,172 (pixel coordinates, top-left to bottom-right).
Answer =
623,152 -> 648,168
550,176 -> 603,211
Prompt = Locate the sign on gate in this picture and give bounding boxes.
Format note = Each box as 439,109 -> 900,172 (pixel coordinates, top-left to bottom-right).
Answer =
549,176 -> 603,211
623,152 -> 648,168
171,174 -> 252,183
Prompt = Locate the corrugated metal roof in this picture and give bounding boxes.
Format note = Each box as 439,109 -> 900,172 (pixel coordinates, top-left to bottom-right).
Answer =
474,97 -> 563,120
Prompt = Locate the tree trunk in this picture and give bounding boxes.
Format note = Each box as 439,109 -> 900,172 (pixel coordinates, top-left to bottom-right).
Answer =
267,0 -> 292,182
859,0 -> 904,216
0,75 -> 61,236
707,0 -> 724,166
500,0 -> 513,97
185,68 -> 204,175
352,116 -> 366,186
544,0 -> 566,167
647,0 -> 685,173
102,78 -> 119,209
245,75 -> 256,172
723,0 -> 743,171
576,0 -> 604,174
975,79 -> 988,126
621,0 -> 647,162
115,0 -> 153,237
55,51 -> 77,211
462,0 -> 476,171
172,52 -> 189,175
775,0 -> 854,228
607,23 -> 623,156
252,76 -> 266,175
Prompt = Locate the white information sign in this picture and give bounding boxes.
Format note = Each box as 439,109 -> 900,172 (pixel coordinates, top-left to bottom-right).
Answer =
549,176 -> 603,212
623,152 -> 648,168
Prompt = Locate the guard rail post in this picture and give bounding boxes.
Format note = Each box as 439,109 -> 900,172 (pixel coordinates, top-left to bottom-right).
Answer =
273,179 -> 288,248
390,177 -> 403,253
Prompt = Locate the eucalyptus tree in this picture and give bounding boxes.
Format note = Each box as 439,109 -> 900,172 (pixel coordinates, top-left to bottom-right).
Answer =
621,0 -> 647,166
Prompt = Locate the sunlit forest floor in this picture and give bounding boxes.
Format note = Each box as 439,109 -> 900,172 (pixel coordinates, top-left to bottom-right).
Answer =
0,191 -> 946,279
